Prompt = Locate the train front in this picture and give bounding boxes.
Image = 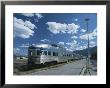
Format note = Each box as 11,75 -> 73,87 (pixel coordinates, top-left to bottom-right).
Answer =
28,45 -> 42,65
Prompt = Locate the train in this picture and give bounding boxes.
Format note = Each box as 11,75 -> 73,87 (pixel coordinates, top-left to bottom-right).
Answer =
28,44 -> 81,65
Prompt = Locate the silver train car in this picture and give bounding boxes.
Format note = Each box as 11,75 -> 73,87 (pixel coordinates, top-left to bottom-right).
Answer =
28,44 -> 80,65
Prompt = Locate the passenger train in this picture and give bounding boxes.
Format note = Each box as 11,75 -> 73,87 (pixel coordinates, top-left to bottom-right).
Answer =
28,44 -> 81,65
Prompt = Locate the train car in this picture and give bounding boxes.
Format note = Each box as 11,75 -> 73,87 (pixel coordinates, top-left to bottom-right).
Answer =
28,44 -> 79,65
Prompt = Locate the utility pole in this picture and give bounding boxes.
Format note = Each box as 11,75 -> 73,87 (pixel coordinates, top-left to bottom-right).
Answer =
85,18 -> 91,75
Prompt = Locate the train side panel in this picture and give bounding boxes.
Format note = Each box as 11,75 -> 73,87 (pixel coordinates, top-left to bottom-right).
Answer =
40,55 -> 58,64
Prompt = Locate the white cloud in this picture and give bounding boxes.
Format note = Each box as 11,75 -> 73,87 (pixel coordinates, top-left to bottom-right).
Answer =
65,40 -> 78,51
66,40 -> 77,46
80,34 -> 88,40
58,42 -> 65,45
67,42 -> 87,51
65,40 -> 96,51
67,23 -> 80,34
71,36 -> 78,39
16,48 -> 20,51
21,13 -> 43,19
90,41 -> 95,45
41,39 -> 50,42
75,40 -> 96,51
79,28 -> 97,40
90,44 -> 96,48
81,29 -> 86,32
14,48 -> 20,54
25,20 -> 36,29
73,40 -> 77,44
65,40 -> 89,51
14,17 -> 36,38
46,22 -> 67,34
20,44 -> 30,48
21,13 -> 34,17
46,22 -> 80,34
64,47 -> 73,51
35,13 -> 43,19
76,45 -> 87,50
21,13 -> 43,22
31,44 -> 51,49
90,41 -> 97,47
74,18 -> 78,21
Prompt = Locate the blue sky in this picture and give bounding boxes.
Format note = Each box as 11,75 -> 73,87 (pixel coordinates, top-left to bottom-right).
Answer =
13,13 -> 97,56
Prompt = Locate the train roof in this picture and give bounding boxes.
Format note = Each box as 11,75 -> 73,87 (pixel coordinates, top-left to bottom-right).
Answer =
28,44 -> 81,55
29,44 -> 64,49
28,44 -> 72,52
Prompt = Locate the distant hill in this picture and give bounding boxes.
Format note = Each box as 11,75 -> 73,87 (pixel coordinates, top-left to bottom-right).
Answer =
73,46 -> 97,57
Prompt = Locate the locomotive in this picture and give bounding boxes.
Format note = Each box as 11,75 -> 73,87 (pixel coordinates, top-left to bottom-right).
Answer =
28,44 -> 80,65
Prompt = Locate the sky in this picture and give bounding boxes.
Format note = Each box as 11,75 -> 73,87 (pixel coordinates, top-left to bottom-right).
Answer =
13,13 -> 97,56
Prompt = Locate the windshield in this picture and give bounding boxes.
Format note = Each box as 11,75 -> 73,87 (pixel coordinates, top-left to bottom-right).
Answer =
37,50 -> 42,55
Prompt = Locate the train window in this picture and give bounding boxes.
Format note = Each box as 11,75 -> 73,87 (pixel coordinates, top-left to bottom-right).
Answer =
53,52 -> 58,56
37,50 -> 41,55
56,53 -> 58,56
53,52 -> 56,56
67,54 -> 68,57
48,51 -> 51,55
72,54 -> 74,57
33,51 -> 36,56
44,51 -> 47,55
30,51 -> 32,56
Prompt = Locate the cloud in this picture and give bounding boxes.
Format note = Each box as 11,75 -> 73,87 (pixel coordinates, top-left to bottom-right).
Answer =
74,18 -> 78,21
46,22 -> 80,34
81,29 -> 86,32
90,41 -> 97,47
14,17 -> 36,38
67,23 -> 80,34
21,13 -> 34,17
66,40 -> 77,45
80,34 -> 88,40
58,42 -> 65,45
75,40 -> 96,51
21,13 -> 43,19
64,47 -> 73,51
65,40 -> 78,51
14,48 -> 20,54
15,48 -> 20,51
79,28 -> 97,40
65,40 -> 90,51
90,44 -> 96,48
25,20 -> 36,29
31,44 -> 51,49
71,36 -> 78,39
21,13 -> 43,22
35,13 -> 43,19
65,40 -> 96,51
46,22 -> 67,34
20,44 -> 30,48
76,45 -> 87,50
75,41 -> 96,51
90,41 -> 95,45
41,39 -> 50,43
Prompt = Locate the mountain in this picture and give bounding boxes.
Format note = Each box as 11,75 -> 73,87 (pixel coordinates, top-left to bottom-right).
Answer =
73,46 -> 97,57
